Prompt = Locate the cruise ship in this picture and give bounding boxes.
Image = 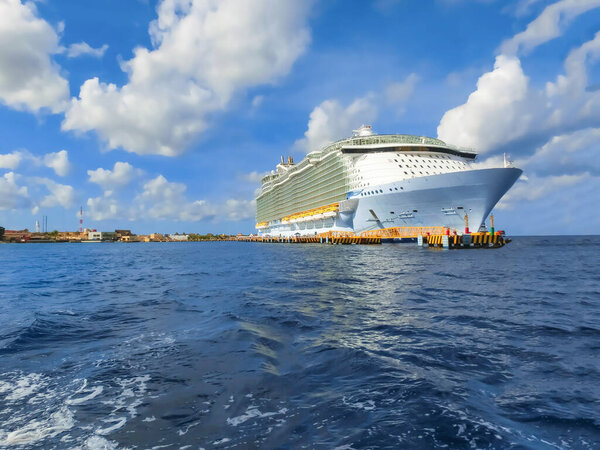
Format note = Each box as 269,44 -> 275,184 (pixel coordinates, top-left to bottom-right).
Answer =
255,126 -> 521,237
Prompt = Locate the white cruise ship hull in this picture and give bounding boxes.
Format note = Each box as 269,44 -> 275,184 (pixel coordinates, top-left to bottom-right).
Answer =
261,167 -> 521,237
347,167 -> 521,232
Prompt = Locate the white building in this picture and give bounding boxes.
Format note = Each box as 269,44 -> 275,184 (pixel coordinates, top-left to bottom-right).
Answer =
168,234 -> 189,241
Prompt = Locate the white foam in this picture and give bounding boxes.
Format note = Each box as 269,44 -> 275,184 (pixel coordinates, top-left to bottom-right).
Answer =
83,435 -> 120,450
342,397 -> 375,411
0,406 -> 74,446
67,386 -> 104,405
0,373 -> 46,402
213,437 -> 231,445
227,407 -> 288,427
142,416 -> 156,422
96,417 -> 126,435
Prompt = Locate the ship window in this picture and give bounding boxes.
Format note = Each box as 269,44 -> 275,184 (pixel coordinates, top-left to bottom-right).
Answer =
457,206 -> 464,209
404,171 -> 408,175
401,187 -> 404,189
394,159 -> 398,162
395,187 -> 398,191
389,188 -> 392,191
390,211 -> 395,214
413,209 -> 418,212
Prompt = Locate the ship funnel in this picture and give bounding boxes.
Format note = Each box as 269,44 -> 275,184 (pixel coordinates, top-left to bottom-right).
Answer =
281,155 -> 285,164
288,156 -> 294,164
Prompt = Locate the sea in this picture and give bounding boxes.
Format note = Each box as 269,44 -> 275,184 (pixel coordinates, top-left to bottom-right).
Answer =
0,236 -> 599,449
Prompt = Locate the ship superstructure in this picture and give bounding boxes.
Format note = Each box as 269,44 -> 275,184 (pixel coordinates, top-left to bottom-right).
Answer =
255,126 -> 521,237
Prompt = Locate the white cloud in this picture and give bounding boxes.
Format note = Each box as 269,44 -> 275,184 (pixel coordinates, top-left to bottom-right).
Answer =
43,150 -> 70,176
496,173 -> 588,209
516,128 -> 600,176
136,175 -> 205,220
385,73 -> 420,104
65,42 -> 108,58
438,27 -> 600,153
86,174 -> 255,222
501,0 -> 600,55
295,96 -> 378,153
87,162 -> 141,190
86,195 -> 127,221
0,171 -> 29,210
63,0 -> 313,156
240,171 -> 267,183
0,151 -> 23,170
0,0 -> 69,113
33,177 -> 76,209
438,55 -> 533,152
512,0 -> 546,18
0,149 -> 72,176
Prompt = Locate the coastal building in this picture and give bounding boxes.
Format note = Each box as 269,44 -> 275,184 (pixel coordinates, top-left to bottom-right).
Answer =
87,231 -> 117,241
168,234 -> 189,241
2,230 -> 31,242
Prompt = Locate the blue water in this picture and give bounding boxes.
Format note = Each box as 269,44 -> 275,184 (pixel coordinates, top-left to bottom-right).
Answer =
0,237 -> 599,449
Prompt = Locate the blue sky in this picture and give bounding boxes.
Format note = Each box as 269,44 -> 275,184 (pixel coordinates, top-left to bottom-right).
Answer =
1,0 -> 599,235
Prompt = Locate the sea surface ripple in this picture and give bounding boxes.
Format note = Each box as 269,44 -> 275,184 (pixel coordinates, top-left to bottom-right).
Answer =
0,236 -> 599,449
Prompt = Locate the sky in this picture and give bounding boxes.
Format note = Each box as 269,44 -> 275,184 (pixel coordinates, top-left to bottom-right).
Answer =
1,0 -> 599,235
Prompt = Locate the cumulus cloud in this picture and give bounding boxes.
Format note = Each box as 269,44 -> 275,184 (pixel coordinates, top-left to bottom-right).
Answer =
516,128 -> 600,176
385,73 -> 420,104
295,96 -> 378,153
65,42 -> 108,58
63,0 -> 313,156
0,151 -> 23,170
86,195 -> 128,221
0,0 -> 69,113
87,162 -> 141,190
86,174 -> 255,222
43,150 -> 70,176
0,171 -> 29,209
33,177 -> 76,209
496,173 -> 588,209
1,149 -> 71,175
438,27 -> 600,154
501,0 -> 600,55
438,55 -> 533,152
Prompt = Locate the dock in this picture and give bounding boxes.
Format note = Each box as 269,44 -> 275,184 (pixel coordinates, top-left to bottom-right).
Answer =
236,226 -> 510,249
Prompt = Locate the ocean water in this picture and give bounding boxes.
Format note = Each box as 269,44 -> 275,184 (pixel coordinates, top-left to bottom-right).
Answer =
0,237 -> 599,449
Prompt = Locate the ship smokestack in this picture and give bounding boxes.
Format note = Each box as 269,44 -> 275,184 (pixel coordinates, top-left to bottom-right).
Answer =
288,156 -> 293,164
281,155 -> 284,164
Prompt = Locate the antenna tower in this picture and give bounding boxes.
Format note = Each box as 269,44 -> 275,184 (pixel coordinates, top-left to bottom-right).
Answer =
79,206 -> 83,233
